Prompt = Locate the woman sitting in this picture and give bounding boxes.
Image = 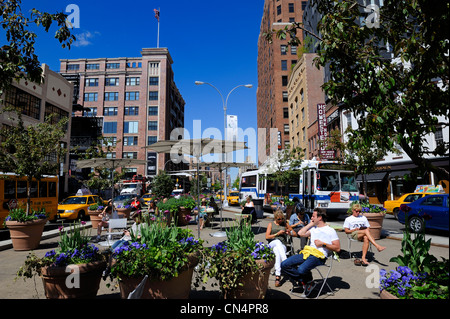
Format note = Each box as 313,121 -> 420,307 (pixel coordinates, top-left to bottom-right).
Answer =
266,209 -> 295,287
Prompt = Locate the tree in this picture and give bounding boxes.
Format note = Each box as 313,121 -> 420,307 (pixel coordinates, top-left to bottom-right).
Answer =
1,0 -> 75,97
151,170 -> 174,199
0,112 -> 68,214
267,0 -> 449,181
262,146 -> 304,196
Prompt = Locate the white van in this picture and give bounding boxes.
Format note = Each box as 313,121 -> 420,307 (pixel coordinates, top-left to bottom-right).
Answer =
172,189 -> 184,199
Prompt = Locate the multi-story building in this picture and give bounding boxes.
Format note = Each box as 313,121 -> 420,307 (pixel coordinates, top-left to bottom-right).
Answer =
60,48 -> 187,179
257,0 -> 308,165
0,64 -> 73,197
287,53 -> 325,158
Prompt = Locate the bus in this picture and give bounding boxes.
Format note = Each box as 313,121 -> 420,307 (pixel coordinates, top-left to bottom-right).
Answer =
0,173 -> 59,228
239,160 -> 360,216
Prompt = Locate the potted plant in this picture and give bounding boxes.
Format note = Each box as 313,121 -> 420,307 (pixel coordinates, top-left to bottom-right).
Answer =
284,196 -> 295,220
16,221 -> 106,298
88,203 -> 104,229
116,199 -> 132,218
108,217 -> 203,299
176,196 -> 196,226
379,219 -> 449,299
348,201 -> 386,240
155,197 -> 178,226
197,222 -> 275,299
4,208 -> 48,251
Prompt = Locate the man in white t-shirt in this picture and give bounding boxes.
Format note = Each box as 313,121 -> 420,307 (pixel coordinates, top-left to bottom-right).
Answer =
344,203 -> 386,266
280,208 -> 340,288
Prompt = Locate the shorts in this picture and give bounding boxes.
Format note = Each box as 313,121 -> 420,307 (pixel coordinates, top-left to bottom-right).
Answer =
351,231 -> 359,240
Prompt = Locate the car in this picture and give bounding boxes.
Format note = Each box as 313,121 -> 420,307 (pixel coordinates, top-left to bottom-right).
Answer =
113,193 -> 138,208
57,195 -> 105,220
227,191 -> 240,205
383,192 -> 441,219
141,193 -> 154,206
172,189 -> 185,199
397,194 -> 449,232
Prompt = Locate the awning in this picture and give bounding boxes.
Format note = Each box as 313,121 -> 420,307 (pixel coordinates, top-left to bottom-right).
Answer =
389,170 -> 410,179
356,172 -> 387,182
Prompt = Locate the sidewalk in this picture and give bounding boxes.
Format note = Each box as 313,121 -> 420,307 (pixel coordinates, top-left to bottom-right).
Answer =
0,206 -> 448,300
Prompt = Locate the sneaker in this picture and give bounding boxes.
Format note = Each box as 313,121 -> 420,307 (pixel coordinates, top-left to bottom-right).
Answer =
304,281 -> 317,297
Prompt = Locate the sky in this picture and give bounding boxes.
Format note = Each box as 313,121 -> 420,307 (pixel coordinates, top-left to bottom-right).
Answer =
9,0 -> 266,183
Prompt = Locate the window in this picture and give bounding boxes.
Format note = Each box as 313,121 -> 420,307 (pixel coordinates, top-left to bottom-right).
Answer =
422,196 -> 444,207
122,152 -> 137,159
125,92 -> 140,101
85,78 -> 99,87
282,76 -> 288,86
277,5 -> 282,15
124,107 -> 139,116
404,194 -> 423,202
106,63 -> 120,69
103,137 -> 117,146
283,107 -> 289,119
282,91 -> 288,102
126,77 -> 140,86
149,91 -> 159,101
291,46 -> 297,55
67,64 -> 79,71
281,60 -> 288,71
104,92 -> 119,101
84,93 -> 98,102
317,171 -> 340,191
4,86 -> 41,120
124,121 -> 139,134
103,107 -> 118,116
435,127 -> 444,146
86,63 -> 100,70
149,77 -> 159,86
281,45 -> 287,55
284,124 -> 290,133
148,121 -> 158,131
123,136 -> 138,146
148,106 -> 158,116
105,78 -> 119,86
148,136 -> 157,145
289,3 -> 295,12
103,122 -> 117,134
85,107 -> 97,117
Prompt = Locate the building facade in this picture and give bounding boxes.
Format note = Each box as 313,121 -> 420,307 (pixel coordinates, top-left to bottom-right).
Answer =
60,48 -> 186,179
257,0 -> 308,165
0,64 -> 73,197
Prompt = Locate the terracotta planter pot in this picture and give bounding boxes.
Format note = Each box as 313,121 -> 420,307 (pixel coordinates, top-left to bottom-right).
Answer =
88,210 -> 102,229
118,253 -> 199,299
41,261 -> 106,299
116,208 -> 131,219
223,259 -> 275,299
176,207 -> 191,226
6,218 -> 47,251
364,213 -> 385,240
285,205 -> 294,220
380,289 -> 399,299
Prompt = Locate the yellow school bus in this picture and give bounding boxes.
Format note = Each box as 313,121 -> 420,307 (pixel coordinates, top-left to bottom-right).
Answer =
0,173 -> 59,228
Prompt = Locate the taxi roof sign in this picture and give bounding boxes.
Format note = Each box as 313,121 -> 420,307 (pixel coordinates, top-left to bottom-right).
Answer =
414,185 -> 444,193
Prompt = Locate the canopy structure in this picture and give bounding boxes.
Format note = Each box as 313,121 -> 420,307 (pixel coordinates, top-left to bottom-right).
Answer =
145,138 -> 248,238
76,158 -> 147,212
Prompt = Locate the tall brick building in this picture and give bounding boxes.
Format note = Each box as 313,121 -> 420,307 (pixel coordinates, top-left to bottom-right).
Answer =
60,48 -> 186,179
257,0 -> 308,165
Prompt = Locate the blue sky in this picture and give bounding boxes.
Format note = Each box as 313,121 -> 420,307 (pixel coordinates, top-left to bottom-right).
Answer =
8,0 -> 266,182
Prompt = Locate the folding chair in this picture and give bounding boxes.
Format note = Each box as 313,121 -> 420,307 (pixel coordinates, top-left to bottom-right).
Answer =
347,233 -> 372,260
285,235 -> 295,257
100,218 -> 128,247
127,275 -> 148,299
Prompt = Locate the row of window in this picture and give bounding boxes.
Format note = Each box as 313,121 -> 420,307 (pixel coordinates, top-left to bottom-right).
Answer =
83,91 -> 159,102
85,77 -> 159,87
103,121 -> 159,134
67,61 -> 146,71
84,106 -> 158,117
102,136 -> 158,147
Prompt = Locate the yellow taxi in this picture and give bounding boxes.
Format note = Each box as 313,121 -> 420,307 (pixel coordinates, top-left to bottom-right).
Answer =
216,190 -> 240,205
141,193 -> 154,206
57,195 -> 105,220
384,192 -> 439,219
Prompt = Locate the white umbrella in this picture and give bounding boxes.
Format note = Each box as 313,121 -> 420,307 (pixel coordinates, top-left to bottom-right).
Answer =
200,161 -> 254,237
145,138 -> 248,238
77,158 -> 147,212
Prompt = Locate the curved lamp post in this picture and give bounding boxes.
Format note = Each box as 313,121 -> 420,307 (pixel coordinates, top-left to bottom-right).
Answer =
194,81 -> 252,206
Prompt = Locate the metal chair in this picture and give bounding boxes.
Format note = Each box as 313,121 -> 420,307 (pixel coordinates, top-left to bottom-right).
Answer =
100,218 -> 128,247
127,275 -> 148,299
347,233 -> 372,260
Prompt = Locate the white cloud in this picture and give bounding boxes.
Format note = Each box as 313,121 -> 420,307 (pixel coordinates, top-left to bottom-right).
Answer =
73,31 -> 101,47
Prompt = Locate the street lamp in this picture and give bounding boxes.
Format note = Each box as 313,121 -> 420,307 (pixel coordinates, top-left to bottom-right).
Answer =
195,81 -> 252,206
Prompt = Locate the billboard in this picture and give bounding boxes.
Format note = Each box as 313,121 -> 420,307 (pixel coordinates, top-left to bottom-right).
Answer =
317,103 -> 334,159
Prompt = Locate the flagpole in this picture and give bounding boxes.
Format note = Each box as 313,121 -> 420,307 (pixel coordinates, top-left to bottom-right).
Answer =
157,8 -> 160,48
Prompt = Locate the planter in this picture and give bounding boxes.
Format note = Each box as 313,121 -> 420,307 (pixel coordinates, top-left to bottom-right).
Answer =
364,213 -> 385,240
6,218 -> 47,251
41,261 -> 106,299
285,205 -> 294,220
88,210 -> 102,229
223,259 -> 275,299
116,208 -> 131,219
118,253 -> 199,299
380,289 -> 399,299
176,207 -> 191,226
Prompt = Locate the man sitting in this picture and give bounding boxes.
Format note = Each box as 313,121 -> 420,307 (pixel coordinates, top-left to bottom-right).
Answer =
280,207 -> 340,293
